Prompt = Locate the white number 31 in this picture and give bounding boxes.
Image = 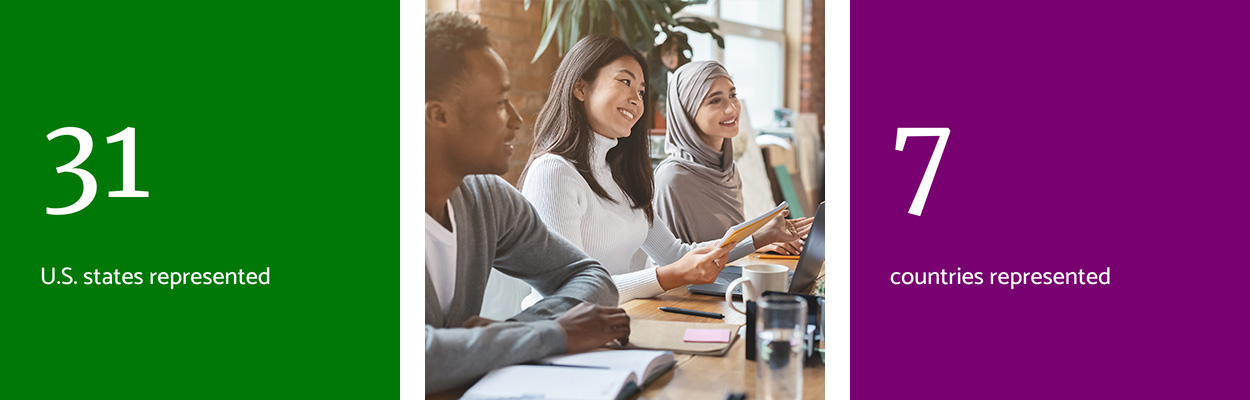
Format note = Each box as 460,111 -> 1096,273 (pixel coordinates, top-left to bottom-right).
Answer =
46,127 -> 149,215
895,128 -> 949,216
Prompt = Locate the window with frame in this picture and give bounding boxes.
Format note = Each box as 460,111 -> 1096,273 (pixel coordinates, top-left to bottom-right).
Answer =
674,0 -> 787,131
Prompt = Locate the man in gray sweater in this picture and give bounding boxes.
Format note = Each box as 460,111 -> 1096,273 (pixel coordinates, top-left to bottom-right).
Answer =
423,12 -> 630,394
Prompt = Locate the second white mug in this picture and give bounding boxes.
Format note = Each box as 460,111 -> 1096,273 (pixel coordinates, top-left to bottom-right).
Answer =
726,264 -> 790,314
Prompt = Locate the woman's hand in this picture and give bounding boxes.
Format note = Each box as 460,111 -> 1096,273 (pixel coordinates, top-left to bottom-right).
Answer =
752,210 -> 814,247
656,241 -> 737,290
758,238 -> 804,255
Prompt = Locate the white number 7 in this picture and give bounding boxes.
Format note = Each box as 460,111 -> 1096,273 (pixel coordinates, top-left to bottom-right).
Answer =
895,128 -> 950,216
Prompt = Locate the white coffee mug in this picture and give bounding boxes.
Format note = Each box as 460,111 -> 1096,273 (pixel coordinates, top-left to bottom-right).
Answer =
726,264 -> 790,314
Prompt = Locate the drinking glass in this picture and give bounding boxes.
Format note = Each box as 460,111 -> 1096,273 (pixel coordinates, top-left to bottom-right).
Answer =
756,294 -> 807,400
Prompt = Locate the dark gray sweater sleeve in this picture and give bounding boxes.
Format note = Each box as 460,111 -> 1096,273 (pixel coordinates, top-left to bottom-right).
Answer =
424,320 -> 566,393
423,176 -> 618,393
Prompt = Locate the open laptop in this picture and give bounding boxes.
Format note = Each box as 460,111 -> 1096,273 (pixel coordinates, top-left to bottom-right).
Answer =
688,202 -> 825,298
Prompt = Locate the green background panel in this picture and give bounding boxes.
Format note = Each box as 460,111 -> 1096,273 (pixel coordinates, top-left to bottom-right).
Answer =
1,3 -> 395,398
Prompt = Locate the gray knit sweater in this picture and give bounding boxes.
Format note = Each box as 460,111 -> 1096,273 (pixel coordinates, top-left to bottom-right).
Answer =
424,175 -> 618,393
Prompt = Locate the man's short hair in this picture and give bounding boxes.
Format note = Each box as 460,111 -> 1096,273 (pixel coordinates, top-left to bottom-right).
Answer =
426,12 -> 492,101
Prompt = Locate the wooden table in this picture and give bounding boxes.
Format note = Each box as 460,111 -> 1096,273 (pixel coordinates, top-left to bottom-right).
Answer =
428,254 -> 824,399
622,254 -> 824,400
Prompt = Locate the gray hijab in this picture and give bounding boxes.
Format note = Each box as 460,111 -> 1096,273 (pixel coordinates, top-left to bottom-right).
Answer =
654,61 -> 745,242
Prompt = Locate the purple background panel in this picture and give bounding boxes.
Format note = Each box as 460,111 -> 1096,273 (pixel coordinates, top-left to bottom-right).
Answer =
852,1 -> 1249,398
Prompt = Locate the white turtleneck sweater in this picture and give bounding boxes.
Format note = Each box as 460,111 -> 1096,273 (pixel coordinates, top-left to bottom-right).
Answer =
520,133 -> 754,304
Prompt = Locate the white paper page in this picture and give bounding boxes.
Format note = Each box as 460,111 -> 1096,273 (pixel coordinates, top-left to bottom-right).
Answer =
462,365 -> 632,400
540,350 -> 670,381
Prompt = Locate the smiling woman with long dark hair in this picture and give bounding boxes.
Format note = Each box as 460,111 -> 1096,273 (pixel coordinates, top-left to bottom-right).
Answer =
523,35 -> 656,223
513,35 -> 804,305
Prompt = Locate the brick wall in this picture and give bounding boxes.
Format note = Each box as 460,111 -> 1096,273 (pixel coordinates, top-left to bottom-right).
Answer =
454,0 -> 561,186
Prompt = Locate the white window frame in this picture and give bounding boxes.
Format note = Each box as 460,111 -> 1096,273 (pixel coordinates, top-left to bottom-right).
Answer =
676,0 -> 787,128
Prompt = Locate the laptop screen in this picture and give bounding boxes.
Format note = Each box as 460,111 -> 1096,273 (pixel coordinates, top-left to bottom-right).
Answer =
788,202 -> 825,293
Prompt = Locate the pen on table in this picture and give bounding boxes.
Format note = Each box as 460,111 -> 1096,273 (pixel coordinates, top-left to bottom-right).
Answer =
757,254 -> 800,260
659,307 -> 724,319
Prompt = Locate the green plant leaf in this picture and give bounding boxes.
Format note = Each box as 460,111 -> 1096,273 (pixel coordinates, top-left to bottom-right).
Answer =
609,0 -> 640,45
532,0 -> 568,63
677,34 -> 692,63
670,0 -> 708,14
628,0 -> 657,46
542,0 -> 554,31
643,0 -> 678,27
628,0 -> 651,32
560,9 -> 570,54
667,0 -> 686,13
592,2 -> 613,36
603,0 -> 621,34
570,0 -> 584,49
675,16 -> 712,33
558,2 -> 571,55
587,0 -> 598,33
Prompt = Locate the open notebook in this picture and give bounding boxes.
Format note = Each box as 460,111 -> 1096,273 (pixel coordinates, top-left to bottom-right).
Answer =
462,350 -> 675,400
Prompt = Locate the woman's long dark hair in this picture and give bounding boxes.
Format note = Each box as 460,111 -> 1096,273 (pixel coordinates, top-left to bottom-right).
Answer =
523,35 -> 654,222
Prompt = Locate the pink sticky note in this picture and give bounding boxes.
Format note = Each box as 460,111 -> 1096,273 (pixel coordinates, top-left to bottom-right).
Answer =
683,328 -> 731,343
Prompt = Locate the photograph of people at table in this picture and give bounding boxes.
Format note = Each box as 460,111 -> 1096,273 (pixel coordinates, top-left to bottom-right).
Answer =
423,1 -> 826,399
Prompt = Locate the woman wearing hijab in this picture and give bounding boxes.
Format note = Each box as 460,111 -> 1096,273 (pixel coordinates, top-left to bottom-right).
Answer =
654,61 -> 813,255
518,36 -> 806,305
